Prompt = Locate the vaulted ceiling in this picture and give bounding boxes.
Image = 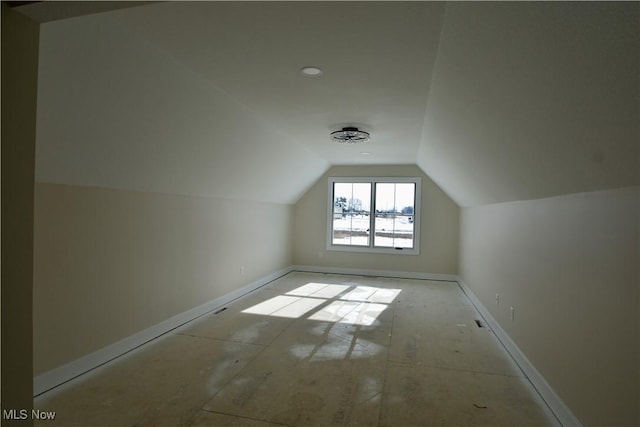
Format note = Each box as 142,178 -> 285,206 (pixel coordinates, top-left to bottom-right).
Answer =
19,1 -> 639,206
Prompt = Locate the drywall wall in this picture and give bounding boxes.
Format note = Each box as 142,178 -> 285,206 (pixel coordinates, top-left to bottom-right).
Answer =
1,4 -> 39,423
459,187 -> 640,427
293,165 -> 459,275
33,183 -> 293,375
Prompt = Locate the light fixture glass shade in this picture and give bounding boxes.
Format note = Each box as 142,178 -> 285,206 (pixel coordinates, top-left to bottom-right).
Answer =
330,127 -> 370,143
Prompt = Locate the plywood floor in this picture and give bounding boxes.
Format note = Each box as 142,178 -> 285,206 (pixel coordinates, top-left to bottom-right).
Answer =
34,272 -> 559,426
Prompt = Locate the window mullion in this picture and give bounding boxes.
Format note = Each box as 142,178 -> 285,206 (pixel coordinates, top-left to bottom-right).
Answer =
370,181 -> 376,248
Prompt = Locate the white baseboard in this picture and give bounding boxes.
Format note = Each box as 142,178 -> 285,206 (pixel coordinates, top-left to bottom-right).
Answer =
33,266 -> 293,396
34,265 -> 455,396
456,277 -> 582,427
291,264 -> 458,282
34,265 -> 581,427
295,265 -> 580,426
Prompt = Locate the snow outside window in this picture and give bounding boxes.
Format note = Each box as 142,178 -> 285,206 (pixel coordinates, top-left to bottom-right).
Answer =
327,177 -> 421,255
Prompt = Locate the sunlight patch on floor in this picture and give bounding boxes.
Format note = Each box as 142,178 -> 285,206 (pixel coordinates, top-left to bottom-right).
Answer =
242,282 -> 402,326
242,295 -> 326,319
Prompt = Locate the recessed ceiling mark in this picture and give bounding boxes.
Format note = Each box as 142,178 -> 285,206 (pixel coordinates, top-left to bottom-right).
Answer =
300,66 -> 323,76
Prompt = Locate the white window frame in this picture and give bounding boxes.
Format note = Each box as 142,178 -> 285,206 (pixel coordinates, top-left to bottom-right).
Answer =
326,176 -> 421,255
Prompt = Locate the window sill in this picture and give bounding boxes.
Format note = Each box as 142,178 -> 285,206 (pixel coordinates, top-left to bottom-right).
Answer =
326,244 -> 420,256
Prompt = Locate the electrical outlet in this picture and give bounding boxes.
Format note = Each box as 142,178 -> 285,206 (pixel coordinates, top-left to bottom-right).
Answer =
240,266 -> 245,276
510,306 -> 515,321
495,294 -> 500,305
318,251 -> 323,258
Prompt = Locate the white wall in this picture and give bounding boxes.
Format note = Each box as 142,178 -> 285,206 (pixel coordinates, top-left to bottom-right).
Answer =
32,4 -> 329,385
33,183 -> 293,375
293,165 -> 459,275
460,187 -> 640,427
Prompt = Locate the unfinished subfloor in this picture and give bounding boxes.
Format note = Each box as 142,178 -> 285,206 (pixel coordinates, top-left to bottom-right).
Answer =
34,272 -> 560,426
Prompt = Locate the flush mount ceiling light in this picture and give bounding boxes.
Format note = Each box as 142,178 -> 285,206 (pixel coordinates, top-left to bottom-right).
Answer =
330,127 -> 370,144
300,66 -> 323,76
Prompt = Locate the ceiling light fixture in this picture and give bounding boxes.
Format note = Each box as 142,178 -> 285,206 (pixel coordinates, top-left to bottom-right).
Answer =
300,66 -> 323,76
330,127 -> 370,144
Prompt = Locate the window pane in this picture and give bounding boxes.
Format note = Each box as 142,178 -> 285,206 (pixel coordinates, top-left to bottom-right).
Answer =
394,183 -> 415,248
332,182 -> 371,246
374,183 -> 415,248
374,183 -> 395,247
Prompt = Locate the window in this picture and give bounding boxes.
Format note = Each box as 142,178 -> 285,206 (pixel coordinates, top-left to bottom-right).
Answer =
327,177 -> 421,255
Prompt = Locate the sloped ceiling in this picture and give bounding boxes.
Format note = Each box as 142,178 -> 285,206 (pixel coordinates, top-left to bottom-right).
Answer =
418,2 -> 639,207
27,1 -> 639,206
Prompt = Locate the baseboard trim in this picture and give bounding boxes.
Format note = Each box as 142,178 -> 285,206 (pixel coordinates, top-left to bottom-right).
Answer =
456,277 -> 582,427
34,266 -> 581,427
291,264 -> 458,282
33,266 -> 293,397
